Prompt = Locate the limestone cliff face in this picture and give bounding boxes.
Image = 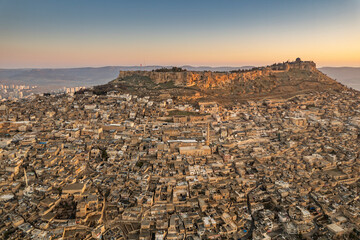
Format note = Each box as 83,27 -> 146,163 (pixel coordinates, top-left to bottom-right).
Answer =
117,69 -> 271,88
107,60 -> 344,104
117,61 -> 318,90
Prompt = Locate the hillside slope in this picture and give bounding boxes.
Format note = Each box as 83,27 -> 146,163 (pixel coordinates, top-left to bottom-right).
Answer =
86,59 -> 346,105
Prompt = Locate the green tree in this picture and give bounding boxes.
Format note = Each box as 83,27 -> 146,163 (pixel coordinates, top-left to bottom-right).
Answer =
101,148 -> 108,161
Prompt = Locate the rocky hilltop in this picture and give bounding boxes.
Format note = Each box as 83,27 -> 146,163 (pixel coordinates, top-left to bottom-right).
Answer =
117,59 -> 317,88
87,59 -> 346,105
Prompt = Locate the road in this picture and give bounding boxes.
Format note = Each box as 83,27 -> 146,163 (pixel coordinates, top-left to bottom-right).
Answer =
242,184 -> 261,240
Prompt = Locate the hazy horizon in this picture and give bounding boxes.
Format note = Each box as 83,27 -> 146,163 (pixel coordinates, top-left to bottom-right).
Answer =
1,64 -> 360,70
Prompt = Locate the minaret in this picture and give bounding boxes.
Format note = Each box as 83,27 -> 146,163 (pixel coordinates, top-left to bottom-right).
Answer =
24,169 -> 28,187
143,119 -> 148,137
206,123 -> 210,146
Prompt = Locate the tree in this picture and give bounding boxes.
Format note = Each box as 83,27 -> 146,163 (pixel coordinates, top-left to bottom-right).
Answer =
56,187 -> 62,196
136,161 -> 144,168
101,148 -> 108,161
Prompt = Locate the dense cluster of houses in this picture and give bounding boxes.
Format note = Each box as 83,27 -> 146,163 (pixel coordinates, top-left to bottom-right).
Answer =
0,88 -> 359,239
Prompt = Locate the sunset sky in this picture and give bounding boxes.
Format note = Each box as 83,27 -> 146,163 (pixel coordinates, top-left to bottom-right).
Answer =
0,0 -> 359,68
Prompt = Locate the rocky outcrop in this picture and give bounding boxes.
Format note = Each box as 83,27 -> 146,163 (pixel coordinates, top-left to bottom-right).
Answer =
97,59 -> 346,104
116,60 -> 318,90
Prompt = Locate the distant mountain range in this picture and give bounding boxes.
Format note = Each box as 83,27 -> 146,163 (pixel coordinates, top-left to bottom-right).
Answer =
318,67 -> 360,91
0,65 -> 359,90
0,66 -> 252,88
0,67 -> 121,87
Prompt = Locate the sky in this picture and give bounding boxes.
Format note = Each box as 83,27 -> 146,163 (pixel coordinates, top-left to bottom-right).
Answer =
0,0 -> 359,68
